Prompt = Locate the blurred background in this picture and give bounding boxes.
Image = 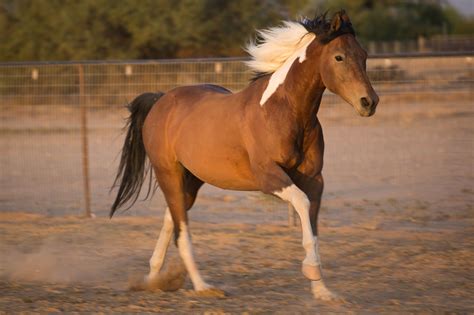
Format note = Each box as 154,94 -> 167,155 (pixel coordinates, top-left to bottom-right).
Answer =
0,0 -> 472,60
0,0 -> 472,221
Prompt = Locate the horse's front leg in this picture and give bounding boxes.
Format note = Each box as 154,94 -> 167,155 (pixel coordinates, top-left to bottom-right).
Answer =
253,162 -> 333,298
273,184 -> 320,279
292,172 -> 342,302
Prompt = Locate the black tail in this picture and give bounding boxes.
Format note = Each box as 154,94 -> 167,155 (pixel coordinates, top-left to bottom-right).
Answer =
110,92 -> 165,218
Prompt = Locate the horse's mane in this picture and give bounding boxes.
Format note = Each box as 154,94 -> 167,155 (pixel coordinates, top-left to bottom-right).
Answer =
246,10 -> 355,81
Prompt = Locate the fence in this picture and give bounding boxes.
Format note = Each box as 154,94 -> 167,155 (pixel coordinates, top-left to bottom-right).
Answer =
1,52 -> 472,109
366,35 -> 474,54
0,53 -> 472,223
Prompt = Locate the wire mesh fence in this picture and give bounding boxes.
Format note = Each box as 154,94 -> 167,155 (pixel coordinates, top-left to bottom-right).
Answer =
0,53 -> 472,223
1,53 -> 471,111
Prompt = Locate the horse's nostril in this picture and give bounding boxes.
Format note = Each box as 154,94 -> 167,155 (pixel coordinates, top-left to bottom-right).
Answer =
360,97 -> 370,108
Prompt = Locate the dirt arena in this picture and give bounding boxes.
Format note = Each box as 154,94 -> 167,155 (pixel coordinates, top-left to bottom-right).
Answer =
1,99 -> 473,312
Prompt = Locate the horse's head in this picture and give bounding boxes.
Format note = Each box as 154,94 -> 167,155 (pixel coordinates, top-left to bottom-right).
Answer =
305,11 -> 379,117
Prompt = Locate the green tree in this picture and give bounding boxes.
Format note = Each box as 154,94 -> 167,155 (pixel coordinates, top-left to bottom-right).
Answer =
0,0 -> 472,61
443,5 -> 474,35
0,0 -> 296,61
304,0 -> 470,42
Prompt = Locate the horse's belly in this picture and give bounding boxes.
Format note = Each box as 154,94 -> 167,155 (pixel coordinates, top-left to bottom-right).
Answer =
182,152 -> 258,191
177,140 -> 258,191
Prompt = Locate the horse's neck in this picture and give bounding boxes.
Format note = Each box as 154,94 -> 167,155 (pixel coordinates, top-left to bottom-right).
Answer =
244,53 -> 325,125
281,58 -> 326,125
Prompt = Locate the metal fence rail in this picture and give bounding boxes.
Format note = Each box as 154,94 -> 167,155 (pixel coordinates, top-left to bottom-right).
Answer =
0,54 -> 472,220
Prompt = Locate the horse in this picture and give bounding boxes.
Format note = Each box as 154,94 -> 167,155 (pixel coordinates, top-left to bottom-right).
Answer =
110,10 -> 379,301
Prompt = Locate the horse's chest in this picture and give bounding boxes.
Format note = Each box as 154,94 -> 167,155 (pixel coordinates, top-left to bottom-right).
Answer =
278,134 -> 305,169
279,127 -> 324,174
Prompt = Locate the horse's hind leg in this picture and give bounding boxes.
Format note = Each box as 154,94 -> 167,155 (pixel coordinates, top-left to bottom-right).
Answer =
153,165 -> 214,292
146,169 -> 203,284
146,206 -> 173,281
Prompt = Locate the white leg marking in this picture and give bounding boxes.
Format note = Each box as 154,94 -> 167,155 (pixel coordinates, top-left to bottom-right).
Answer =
276,185 -> 341,301
274,184 -> 319,267
177,222 -> 210,291
147,208 -> 173,280
259,36 -> 315,106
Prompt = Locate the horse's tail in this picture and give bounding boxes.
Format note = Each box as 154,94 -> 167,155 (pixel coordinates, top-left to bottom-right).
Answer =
110,92 -> 165,218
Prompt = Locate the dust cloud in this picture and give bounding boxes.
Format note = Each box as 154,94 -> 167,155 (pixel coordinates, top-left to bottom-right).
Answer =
1,238 -> 110,284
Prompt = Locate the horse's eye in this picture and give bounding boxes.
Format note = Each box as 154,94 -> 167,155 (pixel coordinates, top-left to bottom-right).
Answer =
335,55 -> 343,62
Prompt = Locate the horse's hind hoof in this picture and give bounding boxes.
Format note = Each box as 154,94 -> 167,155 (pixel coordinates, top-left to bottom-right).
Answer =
128,274 -> 148,291
129,268 -> 186,292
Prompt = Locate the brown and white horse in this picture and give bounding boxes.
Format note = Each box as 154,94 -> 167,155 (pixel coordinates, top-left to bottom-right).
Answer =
111,10 -> 378,301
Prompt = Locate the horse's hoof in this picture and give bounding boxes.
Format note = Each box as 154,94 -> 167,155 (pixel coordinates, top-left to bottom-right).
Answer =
128,274 -> 148,291
192,286 -> 227,298
129,268 -> 186,292
311,281 -> 345,303
302,263 -> 321,281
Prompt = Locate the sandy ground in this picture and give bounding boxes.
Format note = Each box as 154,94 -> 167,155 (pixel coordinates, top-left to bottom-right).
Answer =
1,98 -> 473,312
0,201 -> 473,313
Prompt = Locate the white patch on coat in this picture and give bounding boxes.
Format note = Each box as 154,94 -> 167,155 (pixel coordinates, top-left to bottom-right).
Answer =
177,222 -> 211,291
274,184 -> 319,267
147,208 -> 173,280
259,38 -> 314,106
244,21 -> 316,106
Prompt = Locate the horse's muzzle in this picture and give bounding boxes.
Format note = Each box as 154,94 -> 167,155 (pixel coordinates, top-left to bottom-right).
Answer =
359,94 -> 379,117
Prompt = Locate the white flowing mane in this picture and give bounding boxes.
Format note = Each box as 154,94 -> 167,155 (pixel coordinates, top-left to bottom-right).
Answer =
245,21 -> 316,74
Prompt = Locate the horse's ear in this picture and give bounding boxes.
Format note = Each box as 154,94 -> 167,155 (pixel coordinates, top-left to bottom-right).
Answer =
315,10 -> 328,22
330,11 -> 342,32
339,9 -> 352,25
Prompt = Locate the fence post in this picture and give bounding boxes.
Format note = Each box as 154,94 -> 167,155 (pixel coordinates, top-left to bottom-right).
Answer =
368,41 -> 376,55
418,36 -> 427,53
78,64 -> 93,218
288,203 -> 297,227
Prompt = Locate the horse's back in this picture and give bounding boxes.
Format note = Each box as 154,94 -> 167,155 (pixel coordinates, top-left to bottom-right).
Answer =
143,83 -> 234,138
170,83 -> 232,101
199,84 -> 232,95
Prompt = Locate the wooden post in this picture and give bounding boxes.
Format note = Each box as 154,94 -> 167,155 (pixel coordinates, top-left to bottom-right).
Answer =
418,36 -> 426,53
394,40 -> 401,54
288,203 -> 297,227
78,64 -> 93,218
368,41 -> 376,55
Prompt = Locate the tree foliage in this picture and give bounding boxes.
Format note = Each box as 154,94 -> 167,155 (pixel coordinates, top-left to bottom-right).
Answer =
308,0 -> 472,41
0,0 -> 471,61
